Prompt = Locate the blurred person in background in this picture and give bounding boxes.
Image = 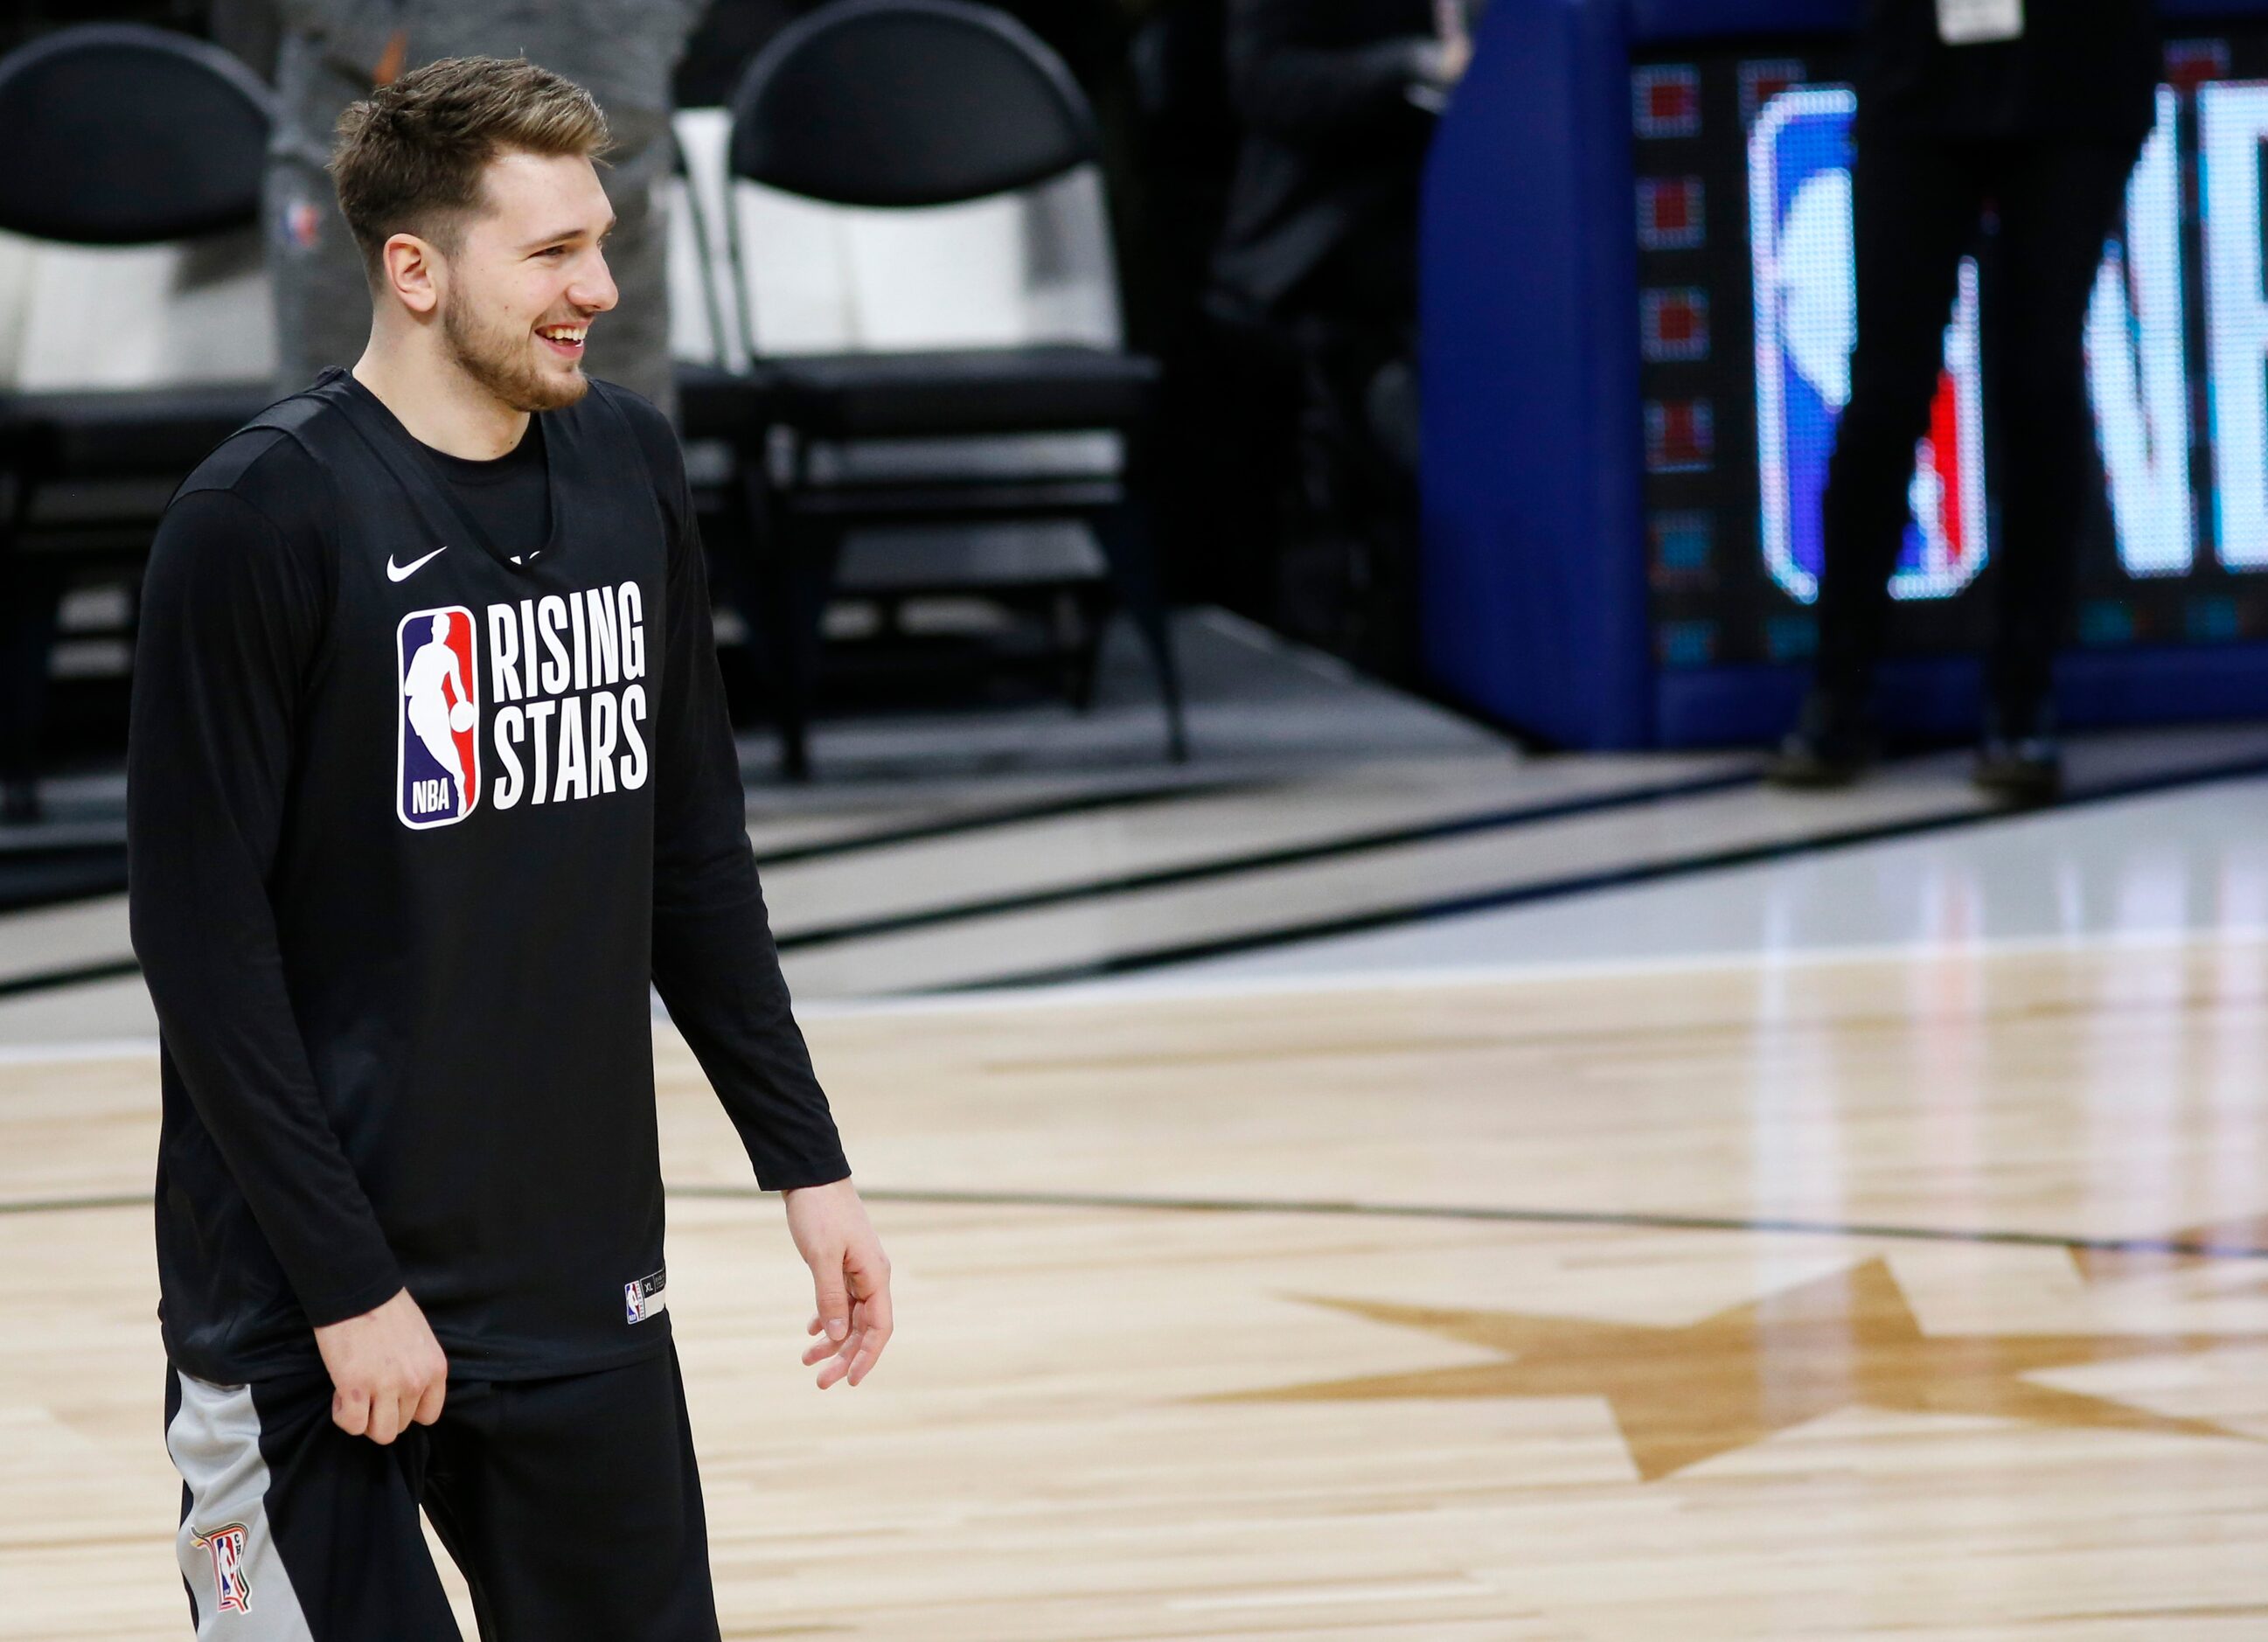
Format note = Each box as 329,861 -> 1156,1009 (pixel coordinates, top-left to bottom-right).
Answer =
265,0 -> 701,411
1207,0 -> 1468,682
1131,0 -> 1249,609
1769,0 -> 2158,803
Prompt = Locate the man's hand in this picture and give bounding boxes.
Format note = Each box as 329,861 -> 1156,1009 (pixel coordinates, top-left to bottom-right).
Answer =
783,1179 -> 893,1389
1430,0 -> 1473,86
312,1288 -> 448,1444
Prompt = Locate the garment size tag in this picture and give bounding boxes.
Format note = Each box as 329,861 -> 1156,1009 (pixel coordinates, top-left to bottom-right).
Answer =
624,1267 -> 668,1324
1937,0 -> 2023,45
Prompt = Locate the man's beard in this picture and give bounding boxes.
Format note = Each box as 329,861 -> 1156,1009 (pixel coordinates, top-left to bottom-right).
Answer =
442,292 -> 588,414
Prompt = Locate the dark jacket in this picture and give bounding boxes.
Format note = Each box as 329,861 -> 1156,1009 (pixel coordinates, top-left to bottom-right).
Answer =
1209,0 -> 1439,322
1856,0 -> 2159,145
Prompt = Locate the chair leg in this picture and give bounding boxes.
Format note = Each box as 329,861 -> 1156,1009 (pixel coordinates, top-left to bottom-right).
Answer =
1089,499 -> 1188,763
736,458 -> 804,779
756,499 -> 844,783
0,492 -> 57,824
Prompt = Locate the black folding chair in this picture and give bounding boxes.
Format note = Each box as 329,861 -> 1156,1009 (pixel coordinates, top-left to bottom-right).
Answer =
0,24 -> 276,819
720,0 -> 1187,779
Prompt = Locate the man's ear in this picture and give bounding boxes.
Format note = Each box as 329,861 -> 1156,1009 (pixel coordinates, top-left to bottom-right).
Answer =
379,233 -> 442,317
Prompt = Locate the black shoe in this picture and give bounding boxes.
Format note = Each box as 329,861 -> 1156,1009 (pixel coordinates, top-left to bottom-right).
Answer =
1972,720 -> 2062,805
1765,692 -> 1875,790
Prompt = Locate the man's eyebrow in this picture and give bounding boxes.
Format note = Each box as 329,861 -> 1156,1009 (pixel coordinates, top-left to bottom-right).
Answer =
520,217 -> 617,250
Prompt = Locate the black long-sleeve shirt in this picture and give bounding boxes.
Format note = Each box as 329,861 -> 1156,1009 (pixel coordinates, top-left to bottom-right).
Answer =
129,370 -> 846,1383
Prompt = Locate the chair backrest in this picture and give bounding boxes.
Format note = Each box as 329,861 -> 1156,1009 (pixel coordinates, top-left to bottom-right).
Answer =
677,105 -> 1121,365
0,24 -> 272,246
727,0 -> 1098,208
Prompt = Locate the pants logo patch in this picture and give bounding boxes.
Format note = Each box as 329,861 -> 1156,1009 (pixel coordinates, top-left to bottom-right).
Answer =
397,605 -> 482,829
191,1521 -> 253,1614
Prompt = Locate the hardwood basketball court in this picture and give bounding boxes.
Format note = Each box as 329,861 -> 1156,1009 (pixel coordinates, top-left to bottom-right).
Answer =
7,931 -> 2266,1637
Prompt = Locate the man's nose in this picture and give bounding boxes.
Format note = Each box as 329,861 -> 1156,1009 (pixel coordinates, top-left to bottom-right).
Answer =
570,248 -> 618,315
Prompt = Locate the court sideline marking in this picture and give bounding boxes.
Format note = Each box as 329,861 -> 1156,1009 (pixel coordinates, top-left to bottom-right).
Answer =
3,1181 -> 2264,1263
773,767 -> 1762,951
950,751 -> 2268,989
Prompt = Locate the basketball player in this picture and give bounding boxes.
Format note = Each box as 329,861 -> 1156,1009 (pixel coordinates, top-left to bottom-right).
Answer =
126,58 -> 891,1639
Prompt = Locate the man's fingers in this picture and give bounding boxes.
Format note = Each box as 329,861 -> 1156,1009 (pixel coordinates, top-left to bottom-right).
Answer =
810,1258 -> 894,1388
331,1376 -> 443,1443
819,1330 -> 873,1388
810,1257 -> 850,1342
365,1391 -> 404,1446
807,1320 -> 860,1371
815,1310 -> 864,1386
817,1296 -> 894,1388
847,1291 -> 894,1387
312,1288 -> 451,1444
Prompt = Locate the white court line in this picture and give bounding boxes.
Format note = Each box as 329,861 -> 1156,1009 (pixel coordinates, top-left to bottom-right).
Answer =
0,1036 -> 158,1065
1166,1577 -> 1495,1612
772,921 -> 2268,1022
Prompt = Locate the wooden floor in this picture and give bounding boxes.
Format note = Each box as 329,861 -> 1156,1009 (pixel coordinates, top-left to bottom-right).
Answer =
8,936 -> 2268,1637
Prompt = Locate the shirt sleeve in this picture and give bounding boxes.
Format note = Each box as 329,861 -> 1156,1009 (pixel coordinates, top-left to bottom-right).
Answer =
128,483 -> 408,1328
640,409 -> 851,1191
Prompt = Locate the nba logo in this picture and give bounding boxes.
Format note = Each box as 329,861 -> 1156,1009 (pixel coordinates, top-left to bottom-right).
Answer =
193,1522 -> 253,1614
397,605 -> 481,829
1750,87 -> 1988,605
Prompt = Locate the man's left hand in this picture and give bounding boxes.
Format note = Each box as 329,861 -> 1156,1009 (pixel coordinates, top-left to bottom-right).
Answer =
783,1178 -> 893,1388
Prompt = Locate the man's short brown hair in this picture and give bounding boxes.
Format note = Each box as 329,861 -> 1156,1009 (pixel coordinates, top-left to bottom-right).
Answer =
330,57 -> 611,272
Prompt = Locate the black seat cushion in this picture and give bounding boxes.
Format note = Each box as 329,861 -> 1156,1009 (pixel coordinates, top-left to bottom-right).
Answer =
765,345 -> 1158,438
3,382 -> 276,477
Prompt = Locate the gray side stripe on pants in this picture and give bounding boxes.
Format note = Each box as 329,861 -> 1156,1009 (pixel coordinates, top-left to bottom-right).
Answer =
166,1374 -> 315,1639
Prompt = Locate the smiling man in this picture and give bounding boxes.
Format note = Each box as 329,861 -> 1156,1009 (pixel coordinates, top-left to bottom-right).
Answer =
127,58 -> 891,1640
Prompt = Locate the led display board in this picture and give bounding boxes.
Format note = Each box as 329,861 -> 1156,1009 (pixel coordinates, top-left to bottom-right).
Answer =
1633,38 -> 2268,671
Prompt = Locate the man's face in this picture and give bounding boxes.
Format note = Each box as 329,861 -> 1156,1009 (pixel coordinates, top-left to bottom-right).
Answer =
435,150 -> 618,414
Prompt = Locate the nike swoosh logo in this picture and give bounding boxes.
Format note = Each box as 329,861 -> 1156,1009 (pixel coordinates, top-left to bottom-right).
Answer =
386,546 -> 448,582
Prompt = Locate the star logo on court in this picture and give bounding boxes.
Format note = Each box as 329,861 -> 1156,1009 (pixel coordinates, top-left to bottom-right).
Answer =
1216,1258 -> 2265,1480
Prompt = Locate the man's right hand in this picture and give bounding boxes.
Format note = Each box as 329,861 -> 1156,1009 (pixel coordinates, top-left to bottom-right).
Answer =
312,1288 -> 448,1444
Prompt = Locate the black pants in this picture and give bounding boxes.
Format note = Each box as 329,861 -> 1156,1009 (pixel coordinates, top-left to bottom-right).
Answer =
1812,131 -> 2142,724
165,1347 -> 720,1640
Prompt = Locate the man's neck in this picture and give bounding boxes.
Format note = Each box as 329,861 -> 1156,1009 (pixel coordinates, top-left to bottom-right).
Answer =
351,338 -> 530,461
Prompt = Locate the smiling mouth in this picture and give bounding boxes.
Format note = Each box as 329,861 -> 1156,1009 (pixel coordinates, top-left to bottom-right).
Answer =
536,323 -> 588,358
